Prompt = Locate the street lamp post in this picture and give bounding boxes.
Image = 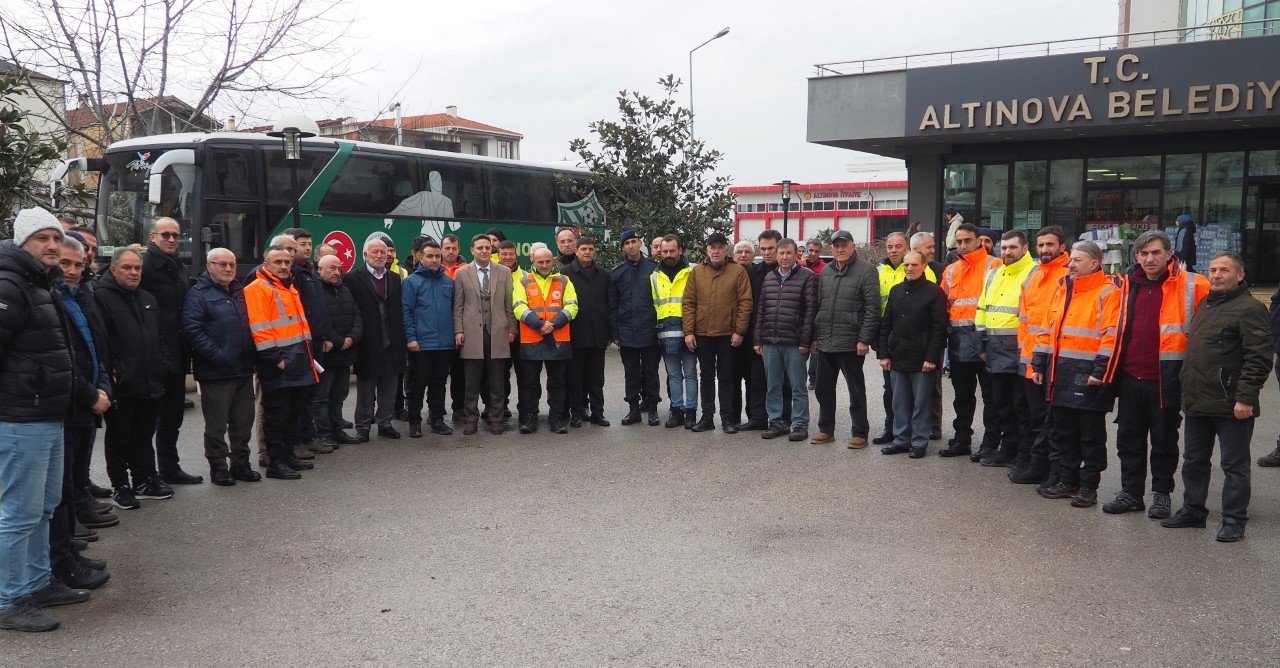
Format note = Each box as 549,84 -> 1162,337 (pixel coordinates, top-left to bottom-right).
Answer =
775,180 -> 793,239
267,115 -> 320,230
688,26 -> 730,141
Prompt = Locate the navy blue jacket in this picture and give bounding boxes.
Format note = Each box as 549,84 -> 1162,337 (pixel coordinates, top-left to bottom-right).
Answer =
182,272 -> 255,382
401,264 -> 456,351
608,256 -> 659,348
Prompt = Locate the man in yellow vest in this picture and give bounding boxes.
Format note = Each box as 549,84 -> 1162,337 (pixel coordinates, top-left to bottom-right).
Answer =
512,246 -> 578,434
974,229 -> 1036,467
653,234 -> 697,428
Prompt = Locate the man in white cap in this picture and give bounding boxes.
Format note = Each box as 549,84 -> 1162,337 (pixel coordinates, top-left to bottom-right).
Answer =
0,208 -> 100,632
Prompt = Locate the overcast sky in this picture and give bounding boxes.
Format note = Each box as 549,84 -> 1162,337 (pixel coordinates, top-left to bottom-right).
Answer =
298,0 -> 1120,186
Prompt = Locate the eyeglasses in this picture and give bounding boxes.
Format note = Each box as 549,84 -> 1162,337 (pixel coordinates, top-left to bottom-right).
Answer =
209,261 -> 236,268
155,232 -> 180,240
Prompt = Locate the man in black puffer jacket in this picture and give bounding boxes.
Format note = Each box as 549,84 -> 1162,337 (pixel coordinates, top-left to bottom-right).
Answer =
314,254 -> 363,446
877,251 -> 948,458
0,209 -> 90,633
96,248 -> 176,510
753,238 -> 818,442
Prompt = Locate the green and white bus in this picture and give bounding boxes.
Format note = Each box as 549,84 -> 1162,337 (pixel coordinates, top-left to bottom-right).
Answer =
51,132 -> 605,273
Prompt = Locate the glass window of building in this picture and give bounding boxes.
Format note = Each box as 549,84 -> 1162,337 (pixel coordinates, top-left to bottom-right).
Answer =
1047,159 -> 1083,238
1085,156 -> 1161,182
980,164 -> 1009,229
1163,154 -> 1203,225
1012,161 -> 1047,231
1201,151 -> 1245,256
1249,149 -> 1280,177
943,163 -> 977,224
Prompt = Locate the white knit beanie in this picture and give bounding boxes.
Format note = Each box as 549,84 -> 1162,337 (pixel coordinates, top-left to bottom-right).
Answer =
12,207 -> 64,247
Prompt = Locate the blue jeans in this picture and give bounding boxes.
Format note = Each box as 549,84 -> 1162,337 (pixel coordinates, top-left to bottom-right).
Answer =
763,344 -> 810,429
891,369 -> 935,451
662,350 -> 698,411
0,420 -> 64,608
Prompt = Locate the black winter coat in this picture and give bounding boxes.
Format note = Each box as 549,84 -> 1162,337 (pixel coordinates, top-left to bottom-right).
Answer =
61,281 -> 113,427
182,272 -> 255,382
345,265 -> 406,377
608,256 -> 659,348
878,276 -> 948,370
746,261 -> 777,347
140,243 -> 190,370
815,257 -> 880,352
293,260 -> 334,358
1181,283 -> 1273,418
321,278 -> 363,367
564,259 -> 613,349
754,265 -> 818,346
95,272 -> 173,399
0,241 -> 74,422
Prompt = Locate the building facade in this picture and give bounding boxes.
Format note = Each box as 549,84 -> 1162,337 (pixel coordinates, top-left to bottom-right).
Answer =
314,106 -> 522,159
730,178 -> 908,245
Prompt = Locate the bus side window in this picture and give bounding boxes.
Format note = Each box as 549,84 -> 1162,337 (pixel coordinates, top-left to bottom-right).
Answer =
423,159 -> 486,219
320,154 -> 420,215
486,165 -> 556,223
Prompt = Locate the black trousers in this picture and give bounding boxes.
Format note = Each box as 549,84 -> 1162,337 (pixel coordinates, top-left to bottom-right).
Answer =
1182,415 -> 1253,524
949,360 -> 994,445
449,350 -> 466,414
312,363 -> 352,437
509,344 -> 525,413
198,377 -> 255,471
695,335 -> 737,420
517,358 -> 568,417
1051,406 -> 1108,489
815,350 -> 869,438
104,396 -> 160,489
1022,376 -> 1055,467
620,345 -> 662,410
881,369 -> 894,434
568,346 -> 607,417
50,426 -> 87,578
990,372 -> 1029,458
1115,372 -> 1183,497
407,349 -> 453,425
154,371 -> 187,474
262,387 -> 307,465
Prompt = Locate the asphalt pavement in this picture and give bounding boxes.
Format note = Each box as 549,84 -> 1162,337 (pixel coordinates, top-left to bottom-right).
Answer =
8,350 -> 1280,666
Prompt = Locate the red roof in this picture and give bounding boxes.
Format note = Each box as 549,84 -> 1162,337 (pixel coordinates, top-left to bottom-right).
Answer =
65,97 -> 212,130
366,113 -> 521,138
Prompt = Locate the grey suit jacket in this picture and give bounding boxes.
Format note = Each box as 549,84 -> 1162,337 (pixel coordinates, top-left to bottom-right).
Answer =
452,262 -> 517,360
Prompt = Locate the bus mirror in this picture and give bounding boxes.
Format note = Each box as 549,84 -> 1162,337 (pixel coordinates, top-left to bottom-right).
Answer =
49,158 -> 89,208
147,149 -> 196,205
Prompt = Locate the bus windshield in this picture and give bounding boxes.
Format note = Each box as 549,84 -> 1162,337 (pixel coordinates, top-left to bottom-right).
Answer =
97,149 -> 195,261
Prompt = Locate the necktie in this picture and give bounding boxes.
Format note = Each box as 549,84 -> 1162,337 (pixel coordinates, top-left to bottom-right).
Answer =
480,267 -> 489,293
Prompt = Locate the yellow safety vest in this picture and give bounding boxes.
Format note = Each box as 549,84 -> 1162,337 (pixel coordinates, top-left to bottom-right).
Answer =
977,251 -> 1036,336
650,265 -> 692,337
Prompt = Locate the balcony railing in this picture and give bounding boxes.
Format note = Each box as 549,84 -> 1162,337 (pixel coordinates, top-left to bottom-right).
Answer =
813,19 -> 1280,77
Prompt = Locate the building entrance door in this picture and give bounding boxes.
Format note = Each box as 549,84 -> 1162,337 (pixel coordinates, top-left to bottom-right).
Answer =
1249,184 -> 1280,285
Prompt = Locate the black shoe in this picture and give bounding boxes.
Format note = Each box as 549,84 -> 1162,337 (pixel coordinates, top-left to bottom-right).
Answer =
0,598 -> 59,632
788,428 -> 809,442
569,414 -> 584,428
287,458 -> 314,471
737,419 -> 768,431
881,443 -> 911,455
621,405 -> 642,426
71,539 -> 88,551
691,416 -> 714,432
408,423 -> 423,438
334,431 -> 361,445
378,426 -> 401,439
62,564 -> 110,590
684,411 -> 697,430
1217,522 -> 1246,542
73,522 -> 98,542
356,428 -> 371,443
761,425 -> 787,439
229,465 -> 262,483
134,477 -> 174,500
210,470 -> 236,487
938,440 -> 972,458
1070,487 -> 1098,508
394,409 -> 410,422
1038,481 -> 1078,500
665,409 -> 683,428
929,426 -> 943,441
112,487 -> 140,511
28,580 -> 90,608
265,463 -> 301,480
519,415 -> 538,434
980,452 -> 1016,468
1008,464 -> 1050,485
76,554 -> 107,571
647,409 -> 660,426
88,500 -> 112,514
590,415 -> 610,427
431,421 -> 454,435
909,447 -> 927,459
871,431 -> 894,445
549,415 -> 569,434
75,508 -> 119,529
969,446 -> 996,463
1259,446 -> 1280,467
184,398 -> 196,409
160,468 -> 204,485
341,419 -> 355,429
722,421 -> 738,434
87,480 -> 112,499
1147,492 -> 1172,520
1161,509 -> 1207,529
1102,491 -> 1145,514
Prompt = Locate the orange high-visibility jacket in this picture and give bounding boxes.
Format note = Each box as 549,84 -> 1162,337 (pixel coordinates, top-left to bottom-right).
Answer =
244,266 -> 318,391
1101,258 -> 1210,408
1032,270 -> 1120,412
941,247 -> 1001,363
514,272 -> 574,344
1018,252 -> 1071,379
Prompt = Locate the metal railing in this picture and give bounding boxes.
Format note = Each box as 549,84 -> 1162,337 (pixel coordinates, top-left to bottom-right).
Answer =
813,19 -> 1280,76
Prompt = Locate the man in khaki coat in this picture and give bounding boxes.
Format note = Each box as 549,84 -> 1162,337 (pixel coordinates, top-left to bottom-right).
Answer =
453,234 -> 518,435
682,232 -> 753,434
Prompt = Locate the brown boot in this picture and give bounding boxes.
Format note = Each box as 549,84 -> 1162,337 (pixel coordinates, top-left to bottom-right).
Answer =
307,440 -> 334,454
292,444 -> 316,460
463,419 -> 479,435
258,450 -> 270,468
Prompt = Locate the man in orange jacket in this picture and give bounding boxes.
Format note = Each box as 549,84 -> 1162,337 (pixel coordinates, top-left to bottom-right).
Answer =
1009,226 -> 1071,485
938,223 -> 1002,458
1032,241 -> 1121,508
1099,230 -> 1209,519
245,244 -> 319,481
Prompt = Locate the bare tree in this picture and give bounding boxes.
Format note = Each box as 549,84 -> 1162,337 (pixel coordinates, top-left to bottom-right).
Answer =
0,0 -> 358,150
